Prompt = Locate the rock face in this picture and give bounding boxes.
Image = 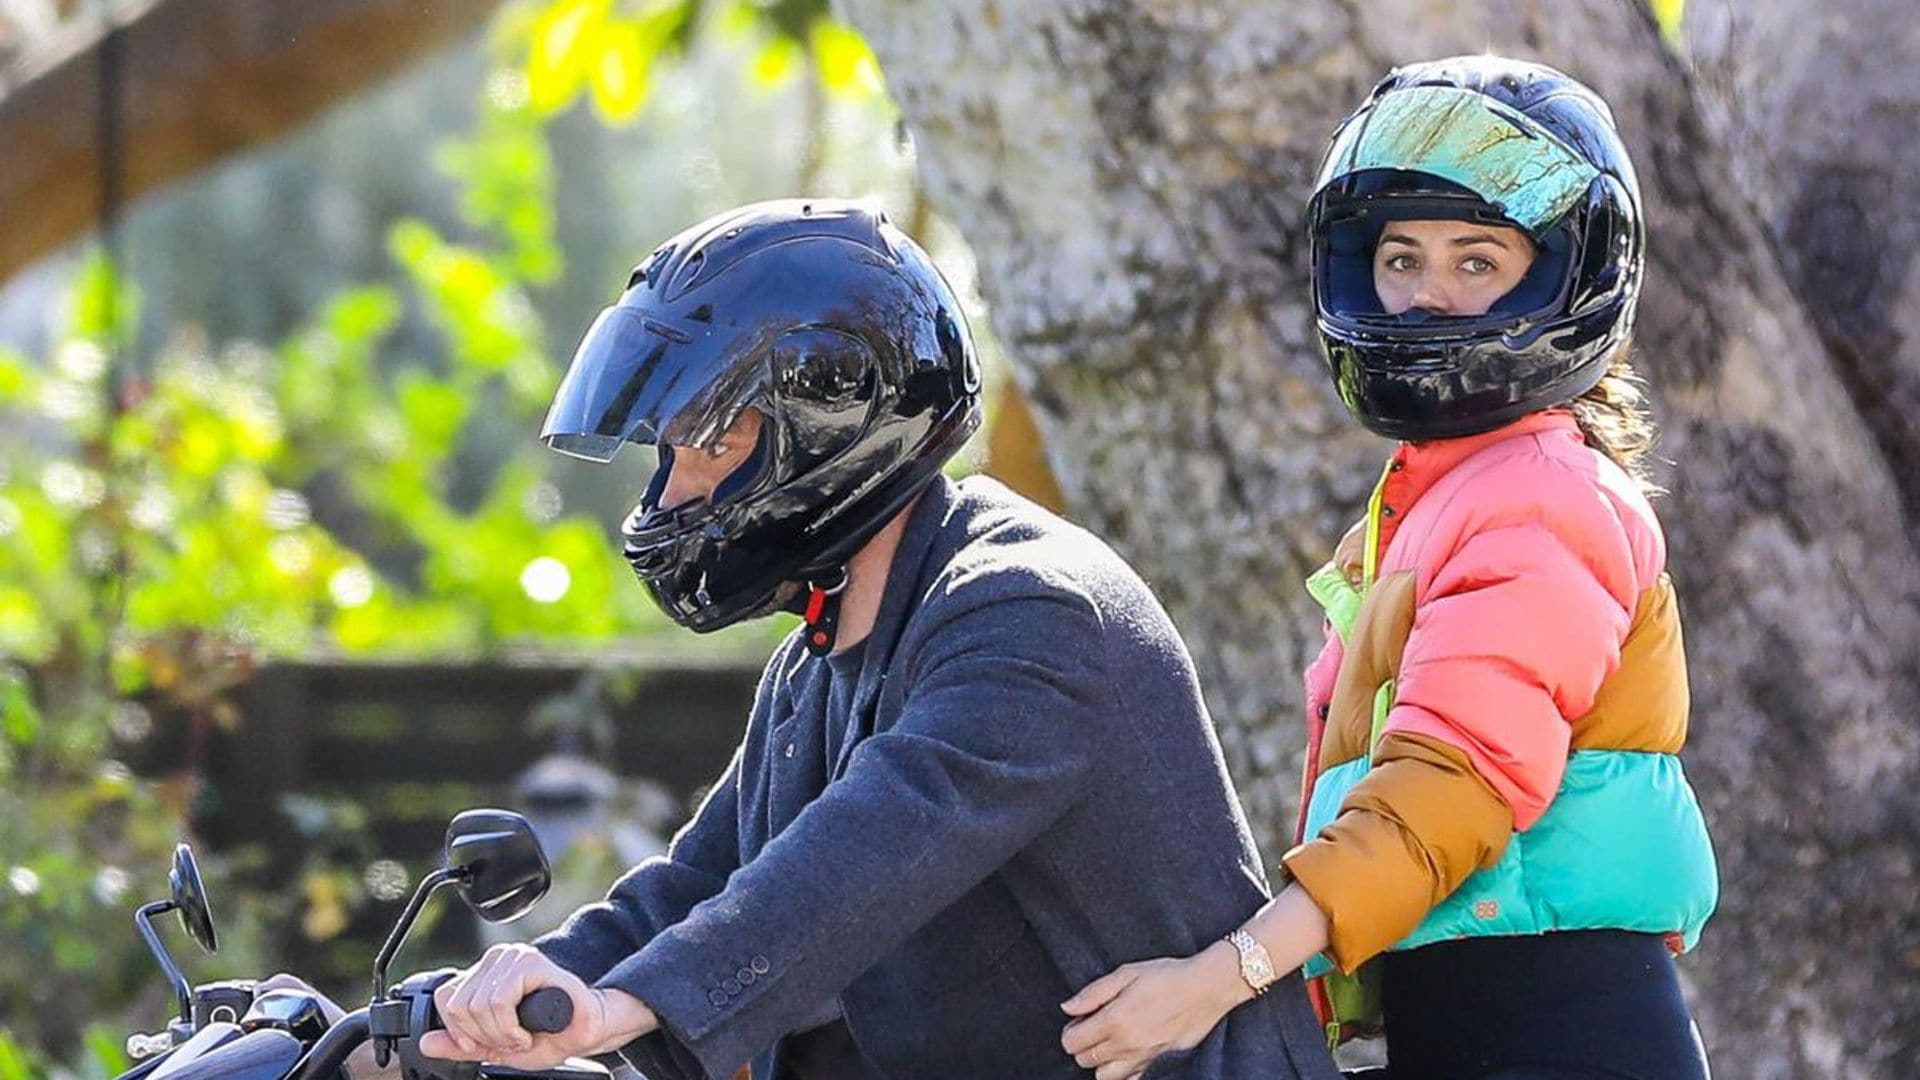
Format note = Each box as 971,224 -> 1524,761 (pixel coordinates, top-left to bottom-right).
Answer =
839,1 -> 1920,1075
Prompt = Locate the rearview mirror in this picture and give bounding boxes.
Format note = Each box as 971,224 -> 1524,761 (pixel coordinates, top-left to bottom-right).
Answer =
445,809 -> 550,923
170,843 -> 218,953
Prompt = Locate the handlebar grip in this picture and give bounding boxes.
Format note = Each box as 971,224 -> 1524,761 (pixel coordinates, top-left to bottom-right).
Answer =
516,987 -> 574,1035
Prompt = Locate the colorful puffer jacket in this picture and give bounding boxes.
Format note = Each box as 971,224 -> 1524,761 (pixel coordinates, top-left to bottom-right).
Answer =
1280,409 -> 1717,1036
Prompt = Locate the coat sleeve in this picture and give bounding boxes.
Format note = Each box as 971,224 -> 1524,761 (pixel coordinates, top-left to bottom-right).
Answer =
534,645 -> 802,983
590,577 -> 1104,1079
1284,479 -> 1640,971
532,734 -> 747,984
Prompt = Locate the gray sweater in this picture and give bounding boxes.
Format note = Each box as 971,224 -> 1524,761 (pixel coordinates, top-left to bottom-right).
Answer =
537,476 -> 1338,1080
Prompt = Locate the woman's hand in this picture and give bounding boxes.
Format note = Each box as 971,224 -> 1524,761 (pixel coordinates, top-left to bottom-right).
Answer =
418,943 -> 658,1070
253,973 -> 390,1080
1059,941 -> 1251,1080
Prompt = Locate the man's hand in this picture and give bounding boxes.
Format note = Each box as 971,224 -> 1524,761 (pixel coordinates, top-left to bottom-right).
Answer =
419,943 -> 660,1070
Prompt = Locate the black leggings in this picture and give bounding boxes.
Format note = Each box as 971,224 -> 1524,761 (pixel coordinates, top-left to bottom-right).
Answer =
1351,931 -> 1710,1080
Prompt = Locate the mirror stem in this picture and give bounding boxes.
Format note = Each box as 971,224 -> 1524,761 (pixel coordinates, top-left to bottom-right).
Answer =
135,900 -> 192,1024
371,866 -> 470,1001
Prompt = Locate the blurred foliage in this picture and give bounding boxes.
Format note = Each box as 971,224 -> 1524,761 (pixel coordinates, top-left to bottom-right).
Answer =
497,0 -> 885,126
0,79 -> 656,1069
1,0 -> 916,1070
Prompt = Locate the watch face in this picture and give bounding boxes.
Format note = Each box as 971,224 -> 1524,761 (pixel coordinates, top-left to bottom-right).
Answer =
1231,930 -> 1278,989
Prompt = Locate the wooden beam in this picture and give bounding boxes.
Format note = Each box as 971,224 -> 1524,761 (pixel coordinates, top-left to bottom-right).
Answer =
0,0 -> 506,285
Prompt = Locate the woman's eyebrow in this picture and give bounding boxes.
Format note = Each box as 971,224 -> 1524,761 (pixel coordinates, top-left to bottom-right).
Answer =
1451,232 -> 1515,249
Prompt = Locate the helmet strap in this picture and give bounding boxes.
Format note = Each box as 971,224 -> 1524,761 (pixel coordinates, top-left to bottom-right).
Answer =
802,567 -> 850,657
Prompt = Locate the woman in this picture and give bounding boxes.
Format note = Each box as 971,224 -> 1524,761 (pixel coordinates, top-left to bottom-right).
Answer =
1060,56 -> 1718,1080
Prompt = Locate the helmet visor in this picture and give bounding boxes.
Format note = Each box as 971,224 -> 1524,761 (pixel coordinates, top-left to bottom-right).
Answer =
540,305 -> 766,462
1316,85 -> 1598,233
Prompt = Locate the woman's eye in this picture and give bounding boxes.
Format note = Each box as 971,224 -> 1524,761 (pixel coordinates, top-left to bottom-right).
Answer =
1383,253 -> 1417,272
1461,256 -> 1496,274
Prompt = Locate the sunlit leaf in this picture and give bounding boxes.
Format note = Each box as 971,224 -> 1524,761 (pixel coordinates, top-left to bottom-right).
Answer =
0,351 -> 35,406
526,0 -> 612,114
0,1030 -> 37,1080
752,35 -> 802,88
69,249 -> 142,347
299,870 -> 351,941
810,19 -> 884,98
590,19 -> 654,123
1649,0 -> 1685,43
0,590 -> 55,666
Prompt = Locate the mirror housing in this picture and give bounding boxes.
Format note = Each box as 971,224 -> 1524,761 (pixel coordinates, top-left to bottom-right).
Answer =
170,843 -> 218,953
445,809 -> 550,923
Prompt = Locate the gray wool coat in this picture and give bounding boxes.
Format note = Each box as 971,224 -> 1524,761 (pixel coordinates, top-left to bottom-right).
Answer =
536,476 -> 1339,1080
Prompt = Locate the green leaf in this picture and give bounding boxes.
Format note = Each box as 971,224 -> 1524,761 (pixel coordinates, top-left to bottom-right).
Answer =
396,372 -> 472,459
0,670 -> 42,747
81,1024 -> 132,1076
328,286 -> 405,345
0,351 -> 35,407
0,1029 -> 39,1080
69,249 -> 142,346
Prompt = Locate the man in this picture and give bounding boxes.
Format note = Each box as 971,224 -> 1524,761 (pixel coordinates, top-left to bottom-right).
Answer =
421,199 -> 1338,1079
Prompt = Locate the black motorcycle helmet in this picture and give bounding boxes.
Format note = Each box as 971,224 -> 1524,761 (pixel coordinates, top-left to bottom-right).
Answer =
540,199 -> 982,637
1307,55 -> 1644,440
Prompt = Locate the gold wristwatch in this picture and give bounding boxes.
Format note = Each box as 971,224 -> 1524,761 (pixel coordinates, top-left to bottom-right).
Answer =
1225,928 -> 1278,996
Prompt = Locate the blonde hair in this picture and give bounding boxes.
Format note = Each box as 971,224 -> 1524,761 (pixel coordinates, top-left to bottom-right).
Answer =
1568,345 -> 1661,493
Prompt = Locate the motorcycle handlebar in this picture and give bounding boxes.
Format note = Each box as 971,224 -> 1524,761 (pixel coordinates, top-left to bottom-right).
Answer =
285,1008 -> 369,1080
513,987 -> 574,1035
281,988 -> 572,1080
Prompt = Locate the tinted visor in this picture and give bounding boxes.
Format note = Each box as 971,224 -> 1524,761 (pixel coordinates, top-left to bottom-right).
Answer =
1317,85 -> 1598,233
540,305 -> 766,462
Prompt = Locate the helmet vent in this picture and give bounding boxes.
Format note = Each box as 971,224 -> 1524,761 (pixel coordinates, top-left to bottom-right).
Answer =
679,250 -> 708,290
688,303 -> 715,324
631,245 -> 674,291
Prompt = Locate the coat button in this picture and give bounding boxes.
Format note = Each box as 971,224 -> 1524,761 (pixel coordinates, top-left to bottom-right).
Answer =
1316,703 -> 1330,719
1389,461 -> 1404,472
708,989 -> 728,1008
737,967 -> 756,985
750,955 -> 771,974
1380,505 -> 1395,517
783,743 -> 796,759
722,977 -> 743,996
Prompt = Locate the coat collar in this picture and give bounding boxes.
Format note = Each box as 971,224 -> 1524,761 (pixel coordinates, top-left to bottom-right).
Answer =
776,476 -> 961,778
777,475 -> 959,687
1387,408 -> 1582,511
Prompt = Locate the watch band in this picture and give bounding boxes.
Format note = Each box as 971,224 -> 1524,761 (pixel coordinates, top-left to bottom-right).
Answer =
1226,928 -> 1278,996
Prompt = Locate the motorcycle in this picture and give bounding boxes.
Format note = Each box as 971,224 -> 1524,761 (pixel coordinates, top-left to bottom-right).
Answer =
115,809 -> 612,1080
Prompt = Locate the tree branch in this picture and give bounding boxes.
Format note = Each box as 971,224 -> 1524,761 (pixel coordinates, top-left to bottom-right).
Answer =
0,0 -> 505,285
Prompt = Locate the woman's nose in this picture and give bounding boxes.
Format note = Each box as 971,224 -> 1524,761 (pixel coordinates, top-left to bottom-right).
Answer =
1410,276 -> 1454,314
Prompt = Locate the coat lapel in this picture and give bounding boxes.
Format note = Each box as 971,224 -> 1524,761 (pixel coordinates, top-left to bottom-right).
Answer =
828,477 -> 960,780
